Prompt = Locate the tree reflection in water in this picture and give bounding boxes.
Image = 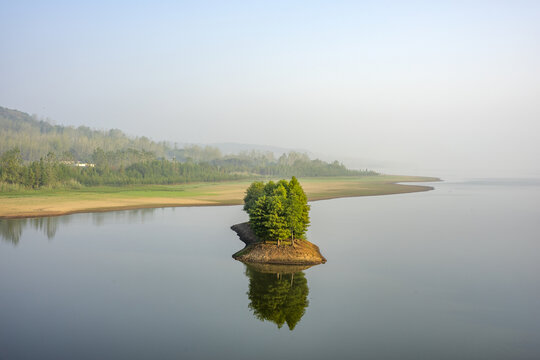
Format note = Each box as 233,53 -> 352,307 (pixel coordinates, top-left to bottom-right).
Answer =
245,264 -> 310,330
0,217 -> 62,245
0,208 -> 156,245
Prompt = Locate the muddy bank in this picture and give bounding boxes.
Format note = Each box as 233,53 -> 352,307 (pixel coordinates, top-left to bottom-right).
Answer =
243,262 -> 316,273
231,222 -> 327,265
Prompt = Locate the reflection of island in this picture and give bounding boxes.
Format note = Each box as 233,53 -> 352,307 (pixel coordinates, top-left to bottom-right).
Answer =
0,208 -> 156,245
245,264 -> 310,330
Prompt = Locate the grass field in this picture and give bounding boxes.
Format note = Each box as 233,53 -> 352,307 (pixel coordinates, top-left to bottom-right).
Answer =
0,175 -> 439,218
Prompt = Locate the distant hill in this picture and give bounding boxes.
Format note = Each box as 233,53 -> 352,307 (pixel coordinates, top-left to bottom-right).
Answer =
0,106 -> 304,162
0,106 -> 169,162
0,105 -> 378,171
0,106 -> 378,189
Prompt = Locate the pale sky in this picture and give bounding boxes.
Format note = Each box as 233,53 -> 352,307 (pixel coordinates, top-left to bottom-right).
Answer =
1,0 -> 539,178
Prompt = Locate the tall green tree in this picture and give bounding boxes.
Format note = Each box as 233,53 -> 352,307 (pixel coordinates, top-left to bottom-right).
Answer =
0,148 -> 23,184
266,184 -> 290,246
285,176 -> 310,246
243,181 -> 265,212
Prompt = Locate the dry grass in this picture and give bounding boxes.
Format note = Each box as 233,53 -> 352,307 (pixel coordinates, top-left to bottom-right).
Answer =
0,175 -> 439,219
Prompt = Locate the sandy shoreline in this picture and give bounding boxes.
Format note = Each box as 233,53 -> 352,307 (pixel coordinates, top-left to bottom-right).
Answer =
0,176 -> 438,219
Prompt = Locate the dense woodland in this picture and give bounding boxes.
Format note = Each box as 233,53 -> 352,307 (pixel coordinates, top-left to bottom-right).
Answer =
0,106 -> 377,190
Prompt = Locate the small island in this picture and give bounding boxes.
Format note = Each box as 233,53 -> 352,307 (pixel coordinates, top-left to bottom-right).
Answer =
232,177 -> 327,265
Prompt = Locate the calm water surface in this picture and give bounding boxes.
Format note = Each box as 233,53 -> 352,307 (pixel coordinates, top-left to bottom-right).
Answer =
1,180 -> 539,359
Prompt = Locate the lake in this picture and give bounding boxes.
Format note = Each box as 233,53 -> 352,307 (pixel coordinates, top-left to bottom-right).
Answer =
1,179 -> 539,360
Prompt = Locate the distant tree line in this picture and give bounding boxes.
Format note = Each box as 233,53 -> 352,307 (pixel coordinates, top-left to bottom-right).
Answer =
0,148 -> 242,189
0,146 -> 376,190
0,106 -> 377,190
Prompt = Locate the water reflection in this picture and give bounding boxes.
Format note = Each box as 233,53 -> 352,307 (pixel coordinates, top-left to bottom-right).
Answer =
0,208 -> 157,245
244,263 -> 311,330
0,217 -> 67,244
91,207 -> 157,226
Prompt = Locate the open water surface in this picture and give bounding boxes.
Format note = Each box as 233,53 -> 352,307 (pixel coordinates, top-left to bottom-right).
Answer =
1,180 -> 539,359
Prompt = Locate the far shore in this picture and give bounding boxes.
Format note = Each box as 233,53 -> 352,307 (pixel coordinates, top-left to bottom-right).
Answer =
0,175 -> 439,219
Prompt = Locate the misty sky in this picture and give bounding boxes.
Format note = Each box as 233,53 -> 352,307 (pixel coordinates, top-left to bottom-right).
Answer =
1,1 -> 539,178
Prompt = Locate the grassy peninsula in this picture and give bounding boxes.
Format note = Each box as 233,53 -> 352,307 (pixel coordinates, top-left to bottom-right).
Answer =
0,175 -> 438,219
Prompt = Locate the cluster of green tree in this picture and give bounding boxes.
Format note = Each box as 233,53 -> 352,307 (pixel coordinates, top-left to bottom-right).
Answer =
246,266 -> 309,331
0,145 -> 373,189
0,149 -> 71,189
209,151 -> 374,177
86,158 -> 240,186
244,177 -> 310,245
0,148 -> 242,189
171,145 -> 223,163
91,148 -> 158,169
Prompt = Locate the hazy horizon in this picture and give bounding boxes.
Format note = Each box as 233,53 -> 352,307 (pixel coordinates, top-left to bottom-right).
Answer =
2,1 -> 539,179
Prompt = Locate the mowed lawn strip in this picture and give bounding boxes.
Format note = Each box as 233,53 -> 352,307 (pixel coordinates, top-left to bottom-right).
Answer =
0,175 -> 439,218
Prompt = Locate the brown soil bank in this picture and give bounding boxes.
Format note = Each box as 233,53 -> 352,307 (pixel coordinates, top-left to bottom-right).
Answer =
231,222 -> 327,265
243,262 -> 316,273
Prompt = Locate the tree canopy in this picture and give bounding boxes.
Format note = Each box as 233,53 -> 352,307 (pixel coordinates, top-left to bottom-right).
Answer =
243,177 -> 310,244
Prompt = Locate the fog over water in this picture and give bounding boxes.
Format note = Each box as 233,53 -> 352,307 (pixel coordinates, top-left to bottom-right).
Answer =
1,1 -> 539,178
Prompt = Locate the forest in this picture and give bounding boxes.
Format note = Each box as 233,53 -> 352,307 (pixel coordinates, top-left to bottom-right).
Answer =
0,106 -> 377,190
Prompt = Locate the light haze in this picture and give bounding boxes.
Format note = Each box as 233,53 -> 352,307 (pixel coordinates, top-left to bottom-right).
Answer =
1,1 -> 539,178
